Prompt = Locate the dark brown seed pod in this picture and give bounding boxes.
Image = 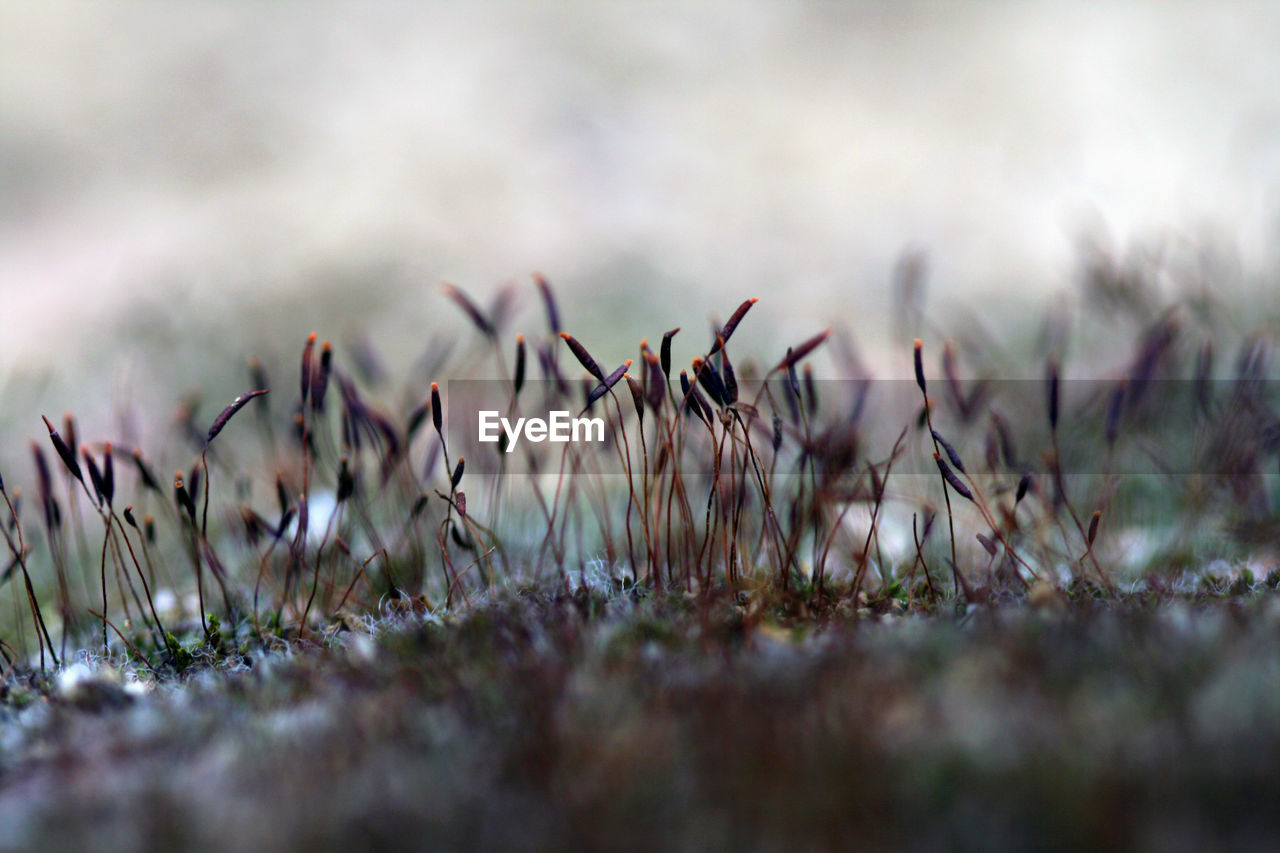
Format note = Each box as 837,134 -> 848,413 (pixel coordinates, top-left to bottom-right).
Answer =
645,352 -> 666,412
174,472 -> 195,521
337,455 -> 355,503
852,381 -> 870,425
913,338 -> 927,395
336,370 -> 364,417
1129,314 -> 1179,397
783,363 -> 801,425
803,364 -> 818,416
187,464 -> 201,506
206,389 -> 270,445
450,457 -> 465,490
144,514 -> 155,544
559,333 -> 605,381
337,409 -> 359,456
82,446 -> 105,506
514,335 -> 527,396
300,332 -> 316,404
709,298 -> 757,356
772,412 -> 783,451
132,449 -> 161,494
241,506 -> 264,545
931,429 -> 965,474
719,343 -> 739,404
533,272 -> 561,336
41,415 -> 83,485
275,506 -> 296,539
585,360 -> 632,408
786,352 -> 801,401
276,472 -> 290,518
411,494 -> 430,517
600,360 -> 631,390
450,520 -> 472,550
689,385 -> 713,425
920,510 -> 936,540
406,399 -> 430,443
1015,472 -> 1032,504
456,491 -> 467,519
692,357 -> 726,407
431,383 -> 443,437
442,283 -> 495,338
1087,510 -> 1101,546
976,533 -> 998,557
679,369 -> 693,408
1046,358 -> 1060,433
625,375 -> 644,422
1105,380 -> 1126,447
660,328 -> 679,379
62,414 -> 78,465
679,370 -> 711,423
312,341 -> 332,412
776,329 -> 833,371
123,505 -> 138,529
934,452 -> 973,501
102,443 -> 114,507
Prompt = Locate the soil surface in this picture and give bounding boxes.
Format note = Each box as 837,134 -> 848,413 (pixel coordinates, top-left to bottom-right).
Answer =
2,585 -> 1279,852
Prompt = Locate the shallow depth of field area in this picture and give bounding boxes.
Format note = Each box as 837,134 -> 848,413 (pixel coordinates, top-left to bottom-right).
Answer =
0,256 -> 1279,849
7,3 -> 1280,851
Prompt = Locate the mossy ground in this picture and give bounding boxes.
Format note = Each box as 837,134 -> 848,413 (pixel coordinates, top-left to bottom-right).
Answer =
3,581 -> 1279,851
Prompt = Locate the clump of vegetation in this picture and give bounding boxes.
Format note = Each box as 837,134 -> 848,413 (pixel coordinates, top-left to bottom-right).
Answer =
1,244 -> 1279,849
3,256 -> 1276,670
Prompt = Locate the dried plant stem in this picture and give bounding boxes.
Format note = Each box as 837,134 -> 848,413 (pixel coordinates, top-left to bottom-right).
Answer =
851,428 -> 908,601
0,488 -> 57,669
910,512 -> 940,606
1048,434 -> 1113,590
88,609 -> 157,676
112,512 -> 171,655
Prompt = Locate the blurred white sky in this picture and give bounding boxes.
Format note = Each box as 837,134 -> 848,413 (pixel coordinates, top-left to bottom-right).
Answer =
3,1 -> 1280,380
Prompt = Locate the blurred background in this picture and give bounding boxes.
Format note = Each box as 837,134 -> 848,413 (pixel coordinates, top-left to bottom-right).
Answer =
3,0 -> 1280,443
